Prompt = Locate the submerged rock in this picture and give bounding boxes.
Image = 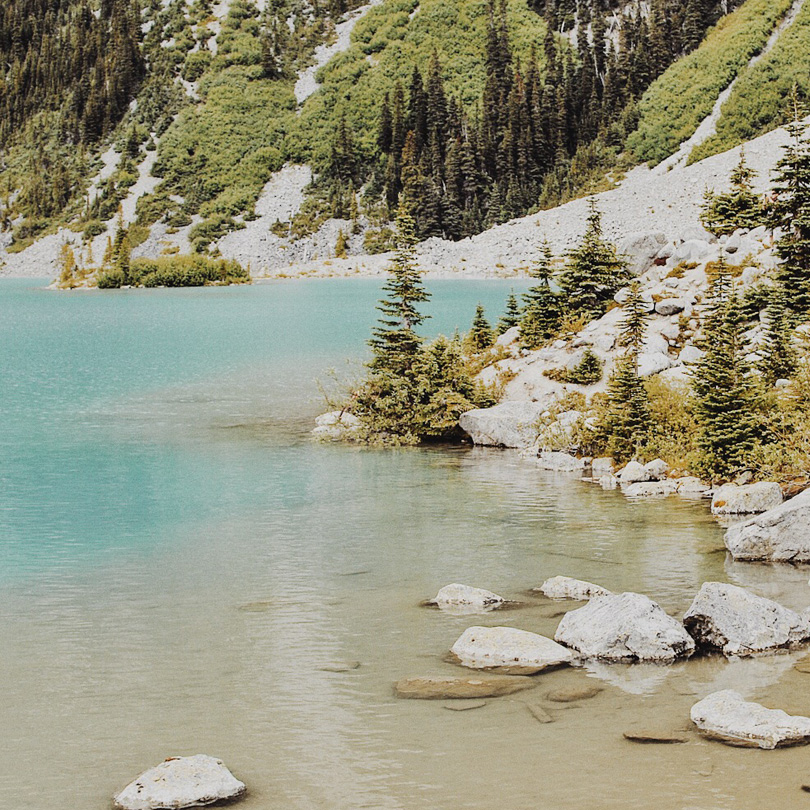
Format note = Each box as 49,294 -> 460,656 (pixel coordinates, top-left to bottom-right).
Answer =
442,700 -> 487,712
711,482 -> 782,515
526,704 -> 555,723
683,582 -> 810,656
458,402 -> 544,448
537,576 -> 612,600
690,690 -> 810,749
725,488 -> 810,562
623,727 -> 690,744
431,583 -> 504,612
536,451 -> 586,472
451,626 -> 573,674
113,755 -> 246,810
546,684 -> 603,702
394,675 -> 537,699
554,592 -> 695,662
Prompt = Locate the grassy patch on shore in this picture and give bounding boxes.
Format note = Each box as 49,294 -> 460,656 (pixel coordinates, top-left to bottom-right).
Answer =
96,255 -> 250,288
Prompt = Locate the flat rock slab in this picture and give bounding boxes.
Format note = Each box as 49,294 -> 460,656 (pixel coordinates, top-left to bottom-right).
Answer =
546,684 -> 603,703
451,626 -> 573,674
318,661 -> 361,672
683,582 -> 810,656
394,675 -> 537,700
442,700 -> 487,712
691,690 -> 810,749
554,592 -> 695,662
711,482 -> 782,515
537,576 -> 612,600
526,704 -> 555,723
113,755 -> 246,810
623,728 -> 690,744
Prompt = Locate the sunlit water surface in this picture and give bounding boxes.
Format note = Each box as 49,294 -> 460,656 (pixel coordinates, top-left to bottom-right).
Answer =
3,279 -> 810,809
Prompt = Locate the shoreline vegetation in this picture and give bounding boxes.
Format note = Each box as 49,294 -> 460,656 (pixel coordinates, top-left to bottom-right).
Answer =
321,109 -> 810,490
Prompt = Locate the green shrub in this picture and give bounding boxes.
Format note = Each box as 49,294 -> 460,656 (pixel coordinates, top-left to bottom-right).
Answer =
97,268 -> 126,288
544,349 -> 604,385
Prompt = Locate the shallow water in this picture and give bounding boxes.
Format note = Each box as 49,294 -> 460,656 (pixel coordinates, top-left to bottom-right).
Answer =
3,279 -> 810,809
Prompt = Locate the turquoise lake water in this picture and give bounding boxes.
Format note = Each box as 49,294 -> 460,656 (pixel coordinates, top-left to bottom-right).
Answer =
3,278 -> 810,809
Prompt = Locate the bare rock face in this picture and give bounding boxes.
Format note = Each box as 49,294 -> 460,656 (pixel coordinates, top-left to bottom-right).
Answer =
725,488 -> 810,562
431,583 -> 504,613
394,675 -> 537,699
451,626 -> 573,674
458,402 -> 545,448
537,576 -> 612,600
683,582 -> 810,656
711,482 -> 783,515
113,755 -> 246,810
691,690 -> 810,749
554,592 -> 695,662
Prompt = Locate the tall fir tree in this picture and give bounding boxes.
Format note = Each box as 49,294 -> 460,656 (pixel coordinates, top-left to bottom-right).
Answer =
759,283 -> 797,385
559,200 -> 628,320
700,150 -> 766,236
692,258 -> 760,478
521,239 -> 562,347
497,291 -> 522,334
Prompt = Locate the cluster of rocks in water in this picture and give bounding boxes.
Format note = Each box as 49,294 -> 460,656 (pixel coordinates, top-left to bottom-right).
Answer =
401,577 -> 810,752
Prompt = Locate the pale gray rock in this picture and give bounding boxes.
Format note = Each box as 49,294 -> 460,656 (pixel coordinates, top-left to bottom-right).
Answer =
591,457 -> 615,475
676,476 -> 710,495
536,451 -> 586,472
678,344 -> 704,364
554,592 -> 695,662
113,755 -> 246,810
644,333 -> 670,354
451,626 -> 573,674
619,231 -> 667,276
599,474 -> 619,490
624,480 -> 678,498
724,233 -> 742,254
711,482 -> 782,515
537,576 -> 612,600
673,239 -> 710,264
432,583 -> 504,612
683,582 -> 810,656
644,458 -> 670,480
595,334 -> 615,352
725,490 -> 810,562
458,402 -> 544,448
617,461 -> 652,484
638,352 -> 675,377
655,298 -> 686,316
691,689 -> 810,749
496,325 -> 520,346
312,410 -> 361,439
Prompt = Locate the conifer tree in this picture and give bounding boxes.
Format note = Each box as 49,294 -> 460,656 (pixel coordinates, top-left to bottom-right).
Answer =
521,239 -> 562,347
760,284 -> 796,385
770,101 -> 810,322
700,150 -> 766,236
598,281 -> 651,460
692,259 -> 760,478
559,200 -> 628,320
467,304 -> 494,351
367,206 -> 430,376
497,292 -> 522,334
335,229 -> 348,259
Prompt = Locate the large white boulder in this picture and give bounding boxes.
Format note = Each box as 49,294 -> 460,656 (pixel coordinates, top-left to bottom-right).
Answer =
312,410 -> 361,439
451,626 -> 573,674
644,458 -> 669,480
673,239 -> 710,264
725,488 -> 810,561
655,298 -> 686,316
676,476 -> 710,495
617,460 -> 652,484
691,690 -> 810,749
591,457 -> 615,475
678,344 -> 704,364
113,755 -> 246,810
432,583 -> 504,612
618,231 -> 667,276
711,482 -> 783,515
683,582 -> 810,656
624,480 -> 678,498
554,592 -> 695,662
536,451 -> 586,472
538,576 -> 612,600
459,402 -> 544,448
638,352 -> 675,377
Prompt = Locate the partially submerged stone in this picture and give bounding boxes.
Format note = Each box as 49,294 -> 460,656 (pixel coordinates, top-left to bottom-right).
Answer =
312,410 -> 361,440
623,728 -> 689,744
526,704 -> 555,723
546,684 -> 603,702
691,690 -> 810,749
711,482 -> 782,515
536,451 -> 586,472
113,755 -> 246,810
554,592 -> 695,662
683,582 -> 810,656
643,458 -> 670,481
676,476 -> 710,496
591,457 -> 615,476
537,576 -> 612,600
725,489 -> 810,562
451,626 -> 573,674
624,480 -> 677,498
394,675 -> 537,700
431,583 -> 504,613
617,461 -> 652,484
442,700 -> 487,712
